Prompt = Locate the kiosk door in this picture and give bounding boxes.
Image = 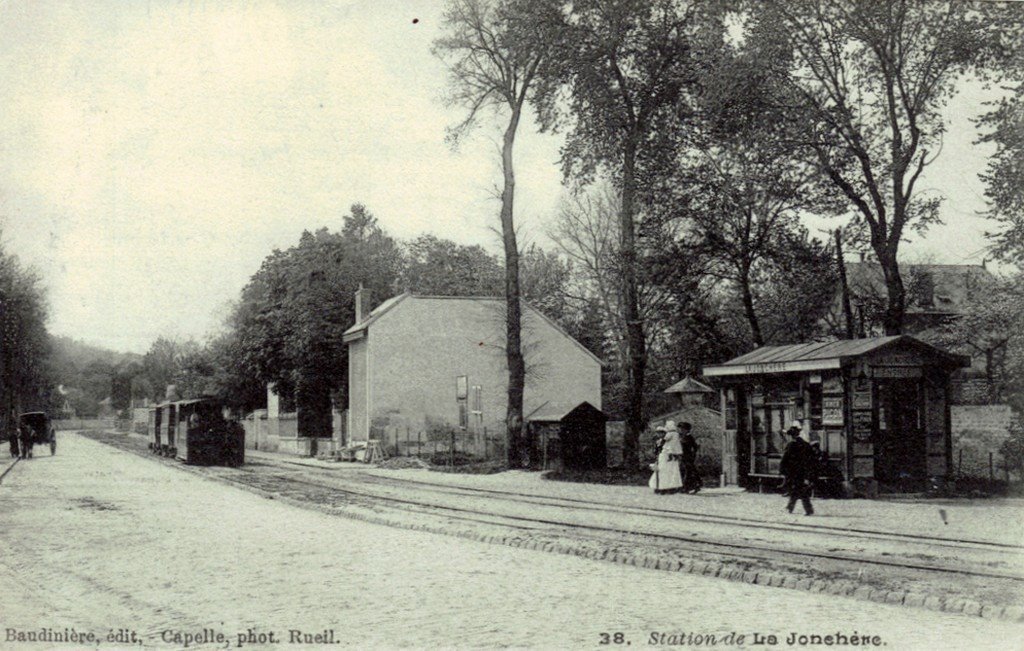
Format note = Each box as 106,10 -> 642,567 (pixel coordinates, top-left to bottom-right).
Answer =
875,379 -> 926,488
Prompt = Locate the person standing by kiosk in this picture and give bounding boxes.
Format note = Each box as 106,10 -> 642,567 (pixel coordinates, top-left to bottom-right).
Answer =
649,422 -> 683,494
680,422 -> 701,494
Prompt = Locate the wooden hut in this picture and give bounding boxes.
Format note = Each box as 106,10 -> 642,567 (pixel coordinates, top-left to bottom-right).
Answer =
527,402 -> 608,471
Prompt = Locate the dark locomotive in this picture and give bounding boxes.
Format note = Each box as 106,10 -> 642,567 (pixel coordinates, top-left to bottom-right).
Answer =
148,398 -> 244,466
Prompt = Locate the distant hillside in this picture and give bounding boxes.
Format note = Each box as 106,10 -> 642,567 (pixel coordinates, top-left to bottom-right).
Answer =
51,336 -> 141,368
49,335 -> 143,417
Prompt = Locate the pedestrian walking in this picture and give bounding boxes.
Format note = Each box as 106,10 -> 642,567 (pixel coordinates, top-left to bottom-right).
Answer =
780,421 -> 816,515
9,426 -> 19,458
648,422 -> 683,494
680,422 -> 702,494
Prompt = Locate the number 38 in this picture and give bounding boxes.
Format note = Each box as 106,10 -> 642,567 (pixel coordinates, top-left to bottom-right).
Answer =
599,632 -> 626,644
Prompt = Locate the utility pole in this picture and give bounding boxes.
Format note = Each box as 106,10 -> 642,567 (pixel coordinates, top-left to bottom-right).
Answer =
836,229 -> 856,339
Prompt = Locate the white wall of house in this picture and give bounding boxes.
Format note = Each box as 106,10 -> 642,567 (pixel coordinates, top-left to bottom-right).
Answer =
348,337 -> 370,442
345,296 -> 601,442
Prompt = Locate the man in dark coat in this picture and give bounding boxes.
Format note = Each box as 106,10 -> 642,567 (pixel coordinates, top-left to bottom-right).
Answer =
780,421 -> 816,515
680,422 -> 702,494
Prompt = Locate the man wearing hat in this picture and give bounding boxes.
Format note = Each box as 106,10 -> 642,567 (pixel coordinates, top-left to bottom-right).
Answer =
780,419 -> 816,515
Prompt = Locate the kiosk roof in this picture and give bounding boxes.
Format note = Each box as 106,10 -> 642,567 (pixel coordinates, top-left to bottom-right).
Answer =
703,335 -> 967,377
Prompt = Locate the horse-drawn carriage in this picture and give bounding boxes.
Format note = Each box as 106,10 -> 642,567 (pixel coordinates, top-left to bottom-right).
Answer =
11,412 -> 56,459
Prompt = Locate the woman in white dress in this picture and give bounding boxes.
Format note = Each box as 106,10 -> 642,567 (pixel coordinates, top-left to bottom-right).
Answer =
649,421 -> 683,494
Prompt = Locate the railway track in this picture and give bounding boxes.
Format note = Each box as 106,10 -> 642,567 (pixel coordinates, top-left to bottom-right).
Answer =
76,432 -> 1024,585
235,459 -> 1024,583
353,471 -> 1024,554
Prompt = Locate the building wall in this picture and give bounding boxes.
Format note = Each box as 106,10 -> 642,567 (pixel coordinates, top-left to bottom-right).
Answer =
348,337 -> 369,441
349,297 -> 601,441
242,409 -> 268,451
950,376 -> 999,405
951,404 -> 1014,478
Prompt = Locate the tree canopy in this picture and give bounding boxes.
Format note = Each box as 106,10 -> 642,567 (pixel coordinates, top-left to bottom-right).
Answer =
536,0 -> 724,466
229,204 -> 402,434
0,239 -> 52,426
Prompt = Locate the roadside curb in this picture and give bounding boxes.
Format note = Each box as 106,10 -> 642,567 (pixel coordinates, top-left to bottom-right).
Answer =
83,432 -> 1024,625
0,457 -> 19,484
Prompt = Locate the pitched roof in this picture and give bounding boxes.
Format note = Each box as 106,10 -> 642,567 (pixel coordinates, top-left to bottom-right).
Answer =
703,335 -> 969,377
526,400 -> 606,422
342,292 -> 411,340
663,376 -> 714,394
153,397 -> 217,409
342,293 -> 603,365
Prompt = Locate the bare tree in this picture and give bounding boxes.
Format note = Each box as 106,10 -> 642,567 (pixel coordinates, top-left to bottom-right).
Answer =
434,0 -> 553,467
550,183 -> 679,381
748,0 -> 1005,334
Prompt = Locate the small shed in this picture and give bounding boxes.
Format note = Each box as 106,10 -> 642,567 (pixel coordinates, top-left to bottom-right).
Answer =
527,402 -> 608,471
703,336 -> 969,496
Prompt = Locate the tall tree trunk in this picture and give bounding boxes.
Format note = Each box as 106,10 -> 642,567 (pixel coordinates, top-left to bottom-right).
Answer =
877,246 -> 905,335
985,348 -> 997,404
835,229 -> 856,339
738,264 -> 764,347
619,136 -> 646,470
502,108 -> 526,469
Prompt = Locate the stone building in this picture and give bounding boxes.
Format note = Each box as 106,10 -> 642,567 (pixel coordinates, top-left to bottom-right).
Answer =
824,260 -> 994,338
342,291 -> 602,446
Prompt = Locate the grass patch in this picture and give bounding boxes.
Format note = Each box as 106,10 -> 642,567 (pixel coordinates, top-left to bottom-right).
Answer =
543,467 -> 652,486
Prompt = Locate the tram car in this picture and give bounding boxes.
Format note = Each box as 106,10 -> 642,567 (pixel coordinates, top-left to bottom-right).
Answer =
148,398 -> 244,466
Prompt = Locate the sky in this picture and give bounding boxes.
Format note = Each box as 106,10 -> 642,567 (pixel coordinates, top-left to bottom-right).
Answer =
0,0 -> 1008,354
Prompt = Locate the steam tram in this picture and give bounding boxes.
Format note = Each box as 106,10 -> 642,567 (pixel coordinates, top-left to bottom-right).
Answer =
148,398 -> 244,466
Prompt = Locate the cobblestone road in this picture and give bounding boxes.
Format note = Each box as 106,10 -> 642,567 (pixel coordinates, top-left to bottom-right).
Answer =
0,433 -> 1020,650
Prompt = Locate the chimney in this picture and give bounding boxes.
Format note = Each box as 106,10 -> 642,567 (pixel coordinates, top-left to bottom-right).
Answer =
982,258 -> 987,270
859,251 -> 866,262
355,284 -> 371,323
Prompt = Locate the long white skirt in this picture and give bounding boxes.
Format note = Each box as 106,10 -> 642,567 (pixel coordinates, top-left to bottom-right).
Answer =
648,453 -> 682,492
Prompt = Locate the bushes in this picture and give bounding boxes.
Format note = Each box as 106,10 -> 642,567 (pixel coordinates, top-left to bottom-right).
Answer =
695,450 -> 721,480
428,450 -> 476,466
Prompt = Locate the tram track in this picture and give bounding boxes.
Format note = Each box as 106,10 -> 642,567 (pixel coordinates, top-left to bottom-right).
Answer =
350,470 -> 1024,554
0,457 -> 20,484
76,432 -> 1024,587
233,459 -> 1024,583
